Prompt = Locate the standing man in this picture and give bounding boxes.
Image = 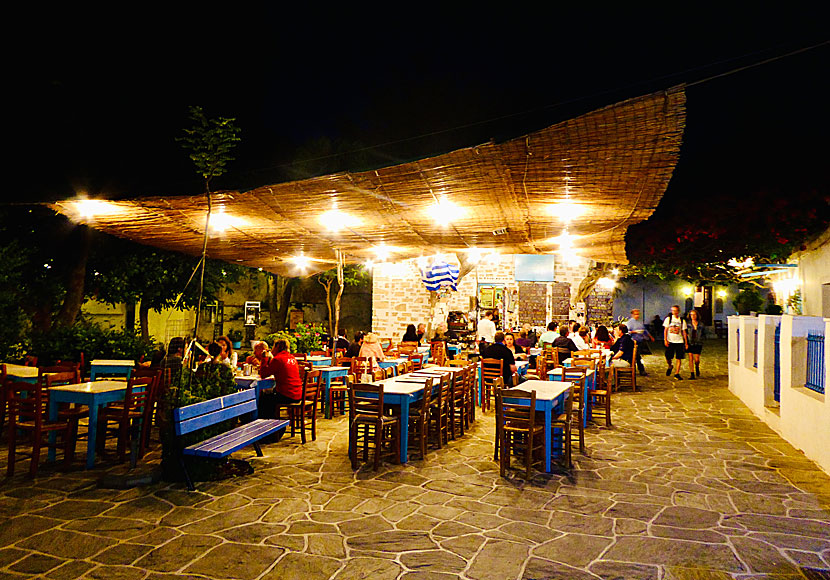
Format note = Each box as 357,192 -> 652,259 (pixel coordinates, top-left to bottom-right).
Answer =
477,310 -> 497,354
663,305 -> 688,380
626,309 -> 653,376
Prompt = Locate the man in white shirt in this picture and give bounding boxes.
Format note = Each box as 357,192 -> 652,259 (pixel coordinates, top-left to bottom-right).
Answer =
663,305 -> 688,380
569,323 -> 590,351
538,322 -> 558,345
477,310 -> 497,353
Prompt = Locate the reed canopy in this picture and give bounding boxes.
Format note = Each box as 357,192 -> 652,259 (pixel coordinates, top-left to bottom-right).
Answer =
52,86 -> 685,276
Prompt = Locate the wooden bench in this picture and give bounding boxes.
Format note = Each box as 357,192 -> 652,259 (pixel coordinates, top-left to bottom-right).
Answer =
173,389 -> 288,491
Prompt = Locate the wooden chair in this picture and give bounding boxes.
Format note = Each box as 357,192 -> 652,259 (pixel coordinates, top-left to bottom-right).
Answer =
408,353 -> 425,371
347,380 -> 400,470
402,378 -> 434,461
41,371 -> 88,431
6,381 -> 78,476
589,360 -> 612,428
396,362 -> 406,376
495,387 -> 545,479
464,363 -> 477,425
429,341 -> 447,367
450,369 -> 467,439
613,343 -> 638,393
288,370 -> 321,443
309,350 -> 328,358
335,354 -> 353,368
350,357 -> 374,382
380,338 -> 393,352
96,376 -> 155,465
551,384 -> 574,468
328,374 -> 349,418
429,373 -> 452,448
562,368 -> 587,454
130,367 -> 163,449
403,360 -> 413,374
480,358 -> 504,412
294,353 -> 308,362
397,342 -> 418,355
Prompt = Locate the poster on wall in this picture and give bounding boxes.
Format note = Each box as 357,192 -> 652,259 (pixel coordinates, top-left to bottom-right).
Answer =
289,310 -> 304,330
479,287 -> 495,309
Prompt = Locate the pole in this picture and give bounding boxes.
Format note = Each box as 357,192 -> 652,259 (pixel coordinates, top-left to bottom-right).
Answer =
190,189 -> 212,368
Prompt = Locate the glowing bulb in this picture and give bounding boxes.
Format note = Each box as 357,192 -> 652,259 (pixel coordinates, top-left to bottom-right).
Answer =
372,244 -> 391,261
611,268 -> 620,276
209,211 -> 244,232
426,199 -> 466,224
717,289 -> 727,298
365,260 -> 374,270
548,202 -> 585,222
683,286 -> 694,297
319,210 -> 360,231
74,199 -> 120,218
597,277 -> 616,290
292,255 -> 310,270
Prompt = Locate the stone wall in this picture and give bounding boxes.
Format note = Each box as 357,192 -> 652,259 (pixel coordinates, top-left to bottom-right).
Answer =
371,254 -> 593,340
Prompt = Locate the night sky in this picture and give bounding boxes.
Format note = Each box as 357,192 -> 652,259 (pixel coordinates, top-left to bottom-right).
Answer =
7,9 -> 829,221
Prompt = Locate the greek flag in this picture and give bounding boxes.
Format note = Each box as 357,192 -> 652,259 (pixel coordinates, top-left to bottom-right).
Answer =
421,261 -> 459,292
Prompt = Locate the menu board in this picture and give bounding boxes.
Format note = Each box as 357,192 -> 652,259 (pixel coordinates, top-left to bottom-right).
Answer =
586,288 -> 614,326
518,282 -> 546,326
550,282 -> 571,320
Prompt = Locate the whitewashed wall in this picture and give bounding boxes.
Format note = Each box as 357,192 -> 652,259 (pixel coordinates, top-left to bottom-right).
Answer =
371,254 -> 592,341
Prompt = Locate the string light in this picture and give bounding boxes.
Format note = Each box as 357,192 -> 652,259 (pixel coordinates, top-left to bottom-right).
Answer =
73,199 -> 121,219
319,210 -> 360,231
426,198 -> 466,224
209,210 -> 245,232
292,255 -> 311,270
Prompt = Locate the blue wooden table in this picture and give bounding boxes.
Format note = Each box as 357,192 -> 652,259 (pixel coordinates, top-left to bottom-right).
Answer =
502,379 -> 571,472
306,356 -> 332,367
2,364 -> 39,384
234,376 -> 274,419
47,381 -> 128,469
90,359 -> 134,381
317,366 -> 350,419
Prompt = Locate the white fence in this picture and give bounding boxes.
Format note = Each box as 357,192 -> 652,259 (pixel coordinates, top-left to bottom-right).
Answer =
728,315 -> 830,474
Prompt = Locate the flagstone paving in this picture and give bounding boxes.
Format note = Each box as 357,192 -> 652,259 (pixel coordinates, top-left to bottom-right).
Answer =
1,341 -> 829,579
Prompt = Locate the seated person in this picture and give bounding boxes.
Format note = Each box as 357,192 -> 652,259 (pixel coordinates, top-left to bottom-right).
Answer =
416,323 -> 426,344
402,324 -> 419,343
538,322 -> 558,346
552,326 -> 579,361
504,332 -> 527,360
515,325 -> 534,349
345,331 -> 364,358
258,339 -> 303,418
431,323 -> 450,342
196,342 -> 236,383
358,333 -> 386,364
610,324 -> 635,368
330,329 -> 350,352
573,327 -> 591,351
245,341 -> 270,371
483,332 -> 518,387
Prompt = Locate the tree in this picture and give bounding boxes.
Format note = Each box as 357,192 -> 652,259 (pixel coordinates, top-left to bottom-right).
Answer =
177,106 -> 242,343
314,260 -> 368,337
88,237 -> 246,340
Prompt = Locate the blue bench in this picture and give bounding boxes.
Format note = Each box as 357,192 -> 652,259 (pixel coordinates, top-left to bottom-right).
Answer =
173,389 -> 288,491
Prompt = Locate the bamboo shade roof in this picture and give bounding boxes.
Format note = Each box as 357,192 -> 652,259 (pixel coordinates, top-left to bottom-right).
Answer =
51,86 -> 685,276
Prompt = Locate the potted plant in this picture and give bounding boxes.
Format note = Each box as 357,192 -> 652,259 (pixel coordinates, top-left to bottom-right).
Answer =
228,329 -> 244,349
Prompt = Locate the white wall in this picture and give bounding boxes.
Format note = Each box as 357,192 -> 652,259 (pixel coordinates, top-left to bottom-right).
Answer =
729,314 -> 829,475
796,232 -> 830,317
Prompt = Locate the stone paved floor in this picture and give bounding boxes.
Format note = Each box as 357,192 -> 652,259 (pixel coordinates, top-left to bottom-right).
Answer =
1,341 -> 829,580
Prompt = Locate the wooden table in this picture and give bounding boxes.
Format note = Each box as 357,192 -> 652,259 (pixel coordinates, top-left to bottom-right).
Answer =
369,370 -> 452,463
316,365 -> 350,418
504,379 -> 571,472
306,356 -> 332,367
90,359 -> 134,381
47,381 -> 129,469
2,364 -> 39,384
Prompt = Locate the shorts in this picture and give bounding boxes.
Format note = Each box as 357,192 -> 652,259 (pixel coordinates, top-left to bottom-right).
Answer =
687,344 -> 703,355
665,343 -> 686,360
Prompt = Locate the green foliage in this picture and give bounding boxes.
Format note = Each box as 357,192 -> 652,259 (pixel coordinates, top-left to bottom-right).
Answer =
28,323 -> 157,369
160,363 -> 239,481
732,288 -> 765,315
265,331 -> 297,352
227,329 -> 244,342
787,289 -> 803,315
293,322 -> 325,353
765,303 -> 783,315
177,106 -> 241,182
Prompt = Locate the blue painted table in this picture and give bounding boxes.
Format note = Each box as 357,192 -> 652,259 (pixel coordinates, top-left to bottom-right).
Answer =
47,381 -> 128,469
2,364 -> 39,384
306,356 -> 332,367
502,379 -> 570,472
317,365 -> 350,419
234,376 -> 274,419
90,359 -> 134,381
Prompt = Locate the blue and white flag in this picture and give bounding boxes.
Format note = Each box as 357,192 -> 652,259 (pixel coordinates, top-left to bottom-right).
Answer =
421,260 -> 459,292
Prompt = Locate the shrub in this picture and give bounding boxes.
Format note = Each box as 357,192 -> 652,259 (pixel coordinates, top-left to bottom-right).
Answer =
265,331 -> 297,353
293,322 -> 325,353
29,323 -> 157,370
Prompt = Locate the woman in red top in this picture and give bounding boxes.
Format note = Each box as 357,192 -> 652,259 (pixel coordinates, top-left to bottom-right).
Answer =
592,325 -> 614,350
259,339 -> 303,418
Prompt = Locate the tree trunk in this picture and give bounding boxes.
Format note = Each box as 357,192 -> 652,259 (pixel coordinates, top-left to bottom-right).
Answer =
53,225 -> 91,328
125,299 -> 136,331
139,301 -> 150,340
333,253 -> 344,340
424,291 -> 439,342
276,278 -> 299,330
317,278 -> 333,337
266,274 -> 279,334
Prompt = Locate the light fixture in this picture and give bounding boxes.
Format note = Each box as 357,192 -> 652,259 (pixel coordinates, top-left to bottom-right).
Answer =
548,202 -> 585,222
372,244 -> 391,262
597,277 -> 616,290
611,268 -> 620,276
208,210 -> 244,232
727,257 -> 754,269
73,199 -> 120,219
319,210 -> 360,231
292,255 -> 311,270
682,286 -> 694,297
426,198 -> 466,224
551,231 -> 577,252
717,289 -> 727,298
364,259 -> 374,270
465,247 -> 483,264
